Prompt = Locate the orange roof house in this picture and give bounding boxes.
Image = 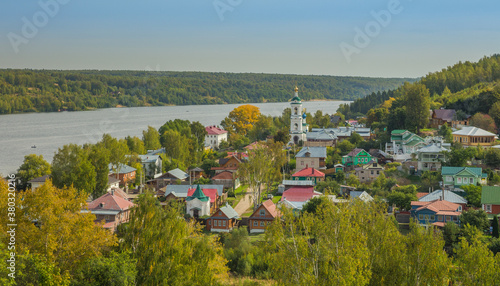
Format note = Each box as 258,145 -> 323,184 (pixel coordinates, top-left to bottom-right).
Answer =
248,200 -> 278,233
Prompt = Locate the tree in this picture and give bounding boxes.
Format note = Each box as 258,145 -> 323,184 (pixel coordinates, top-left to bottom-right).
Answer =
6,180 -> 117,276
51,144 -> 96,196
453,227 -> 498,285
485,148 -> 500,167
125,135 -> 146,155
274,129 -> 290,144
161,129 -> 190,166
489,101 -> 500,128
122,193 -> 228,284
462,184 -> 482,208
348,132 -> 364,145
142,126 -> 161,150
346,175 -> 359,187
402,83 -> 430,133
16,154 -> 51,190
189,121 -> 208,152
86,144 -> 111,199
387,191 -> 416,211
221,104 -> 261,136
99,134 -> 129,174
442,221 -> 460,256
438,123 -> 453,143
460,209 -> 490,233
71,251 -> 137,286
470,112 -> 497,133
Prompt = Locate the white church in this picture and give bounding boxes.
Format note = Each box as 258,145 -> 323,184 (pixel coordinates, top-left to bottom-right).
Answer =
289,86 -> 309,145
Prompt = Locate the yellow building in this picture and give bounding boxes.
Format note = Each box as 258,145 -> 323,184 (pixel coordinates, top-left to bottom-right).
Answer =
452,126 -> 497,146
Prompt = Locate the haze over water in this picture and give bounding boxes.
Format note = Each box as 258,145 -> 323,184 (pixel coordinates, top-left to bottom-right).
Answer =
0,100 -> 350,175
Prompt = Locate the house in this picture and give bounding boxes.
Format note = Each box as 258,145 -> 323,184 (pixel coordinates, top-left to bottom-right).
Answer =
419,189 -> 467,211
206,203 -> 239,232
385,130 -> 425,155
205,125 -> 228,149
349,191 -> 374,202
186,185 -> 212,218
188,167 -> 205,183
441,166 -> 488,188
342,148 -> 376,167
211,171 -> 240,190
281,186 -> 321,203
136,154 -> 162,178
146,148 -> 166,156
165,184 -> 223,212
27,174 -> 50,192
291,167 -> 325,185
84,190 -> 135,232
279,180 -> 314,194
248,200 -> 278,233
308,127 -> 372,142
481,186 -> 500,217
106,175 -> 120,192
430,109 -> 469,129
212,154 -> 243,174
354,162 -> 384,183
334,164 -> 345,173
417,143 -> 448,172
369,149 -> 393,164
330,115 -> 342,125
149,168 -> 189,191
339,185 -> 358,197
295,147 -> 327,170
108,163 -> 136,186
452,126 -> 497,146
410,199 -> 461,227
305,130 -> 337,147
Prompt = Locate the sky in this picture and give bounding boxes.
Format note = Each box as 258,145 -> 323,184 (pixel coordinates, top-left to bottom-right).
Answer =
0,0 -> 499,78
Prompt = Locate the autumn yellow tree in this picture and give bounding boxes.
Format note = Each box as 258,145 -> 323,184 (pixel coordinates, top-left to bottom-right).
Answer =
0,179 -> 117,280
221,104 -> 261,136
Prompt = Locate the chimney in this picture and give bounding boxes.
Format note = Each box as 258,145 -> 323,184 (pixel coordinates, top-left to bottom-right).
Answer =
312,168 -> 315,174
442,188 -> 445,201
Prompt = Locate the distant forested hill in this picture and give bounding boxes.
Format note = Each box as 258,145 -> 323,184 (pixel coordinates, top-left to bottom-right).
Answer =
0,69 -> 414,114
348,55 -> 500,116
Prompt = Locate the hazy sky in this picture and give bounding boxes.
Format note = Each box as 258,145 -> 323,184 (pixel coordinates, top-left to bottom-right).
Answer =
1,0 -> 499,78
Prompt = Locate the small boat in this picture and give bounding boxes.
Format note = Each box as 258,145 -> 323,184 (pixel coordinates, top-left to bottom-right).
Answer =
31,145 -> 36,148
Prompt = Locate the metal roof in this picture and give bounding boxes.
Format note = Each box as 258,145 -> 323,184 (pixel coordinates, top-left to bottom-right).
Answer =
452,126 -> 496,136
295,146 -> 327,158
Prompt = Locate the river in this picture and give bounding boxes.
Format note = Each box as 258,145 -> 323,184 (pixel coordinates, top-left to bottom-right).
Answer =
0,100 -> 351,175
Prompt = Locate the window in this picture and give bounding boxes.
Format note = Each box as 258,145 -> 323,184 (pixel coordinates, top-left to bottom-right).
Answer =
208,220 -> 211,225
260,221 -> 265,226
371,171 -> 374,175
470,178 -> 474,184
253,221 -> 258,226
430,215 -> 435,221
425,215 -> 430,221
419,214 -> 424,220
457,177 -> 462,183
458,205 -> 462,212
260,210 -> 265,216
437,215 -> 444,221
377,171 -> 380,174
446,176 -> 452,182
453,216 -> 458,222
301,161 -> 304,166
486,204 -> 492,212
223,221 -> 226,227
446,216 -> 451,222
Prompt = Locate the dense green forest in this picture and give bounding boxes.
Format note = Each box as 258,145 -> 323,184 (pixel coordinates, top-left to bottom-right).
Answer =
346,55 -> 500,116
0,69 -> 413,114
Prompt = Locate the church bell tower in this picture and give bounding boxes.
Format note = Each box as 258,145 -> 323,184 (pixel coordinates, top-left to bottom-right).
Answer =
289,86 -> 308,145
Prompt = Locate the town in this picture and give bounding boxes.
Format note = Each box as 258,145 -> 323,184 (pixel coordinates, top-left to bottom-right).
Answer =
4,54 -> 500,284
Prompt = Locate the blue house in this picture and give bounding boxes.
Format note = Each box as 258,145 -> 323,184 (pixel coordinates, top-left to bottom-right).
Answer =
410,199 -> 461,227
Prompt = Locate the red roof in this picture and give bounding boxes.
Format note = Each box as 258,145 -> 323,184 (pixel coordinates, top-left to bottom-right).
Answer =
188,187 -> 218,203
261,199 -> 278,218
416,192 -> 428,199
212,171 -> 234,180
206,125 -> 228,135
282,187 -> 320,202
292,167 -> 325,178
88,192 -> 135,211
412,199 -> 460,213
244,142 -> 264,150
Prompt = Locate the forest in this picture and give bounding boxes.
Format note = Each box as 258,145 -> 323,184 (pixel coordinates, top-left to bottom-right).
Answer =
0,69 -> 413,114
346,54 -> 500,116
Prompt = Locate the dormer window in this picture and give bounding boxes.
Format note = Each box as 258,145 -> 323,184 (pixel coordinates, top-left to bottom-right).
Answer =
259,210 -> 265,216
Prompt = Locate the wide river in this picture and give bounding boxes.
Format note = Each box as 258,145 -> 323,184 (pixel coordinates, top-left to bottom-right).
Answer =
0,100 -> 351,175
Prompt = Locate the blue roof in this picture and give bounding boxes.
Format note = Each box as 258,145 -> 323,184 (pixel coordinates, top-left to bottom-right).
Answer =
137,154 -> 161,163
109,163 -> 136,174
218,203 -> 239,219
441,166 -> 483,177
167,168 -> 189,180
419,190 -> 467,204
295,147 -> 327,158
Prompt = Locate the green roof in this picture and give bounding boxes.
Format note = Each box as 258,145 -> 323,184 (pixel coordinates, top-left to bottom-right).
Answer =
441,166 -> 483,177
292,96 -> 301,102
481,186 -> 500,204
186,185 -> 209,202
391,130 -> 407,134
